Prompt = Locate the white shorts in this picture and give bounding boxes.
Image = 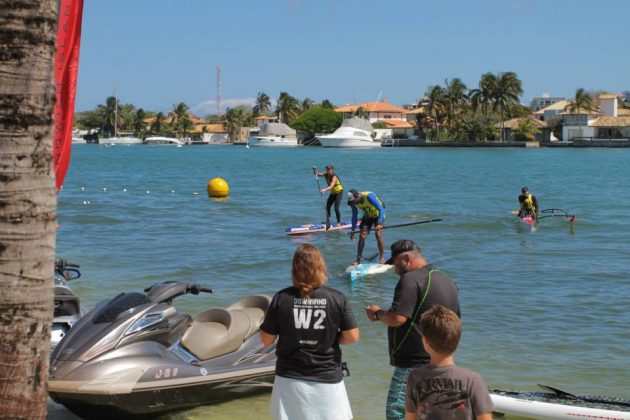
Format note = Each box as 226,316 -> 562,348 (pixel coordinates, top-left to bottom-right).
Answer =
270,375 -> 353,420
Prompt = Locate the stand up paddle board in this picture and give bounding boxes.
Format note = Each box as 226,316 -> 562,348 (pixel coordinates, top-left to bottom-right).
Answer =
284,220 -> 360,236
491,385 -> 630,420
345,252 -> 393,282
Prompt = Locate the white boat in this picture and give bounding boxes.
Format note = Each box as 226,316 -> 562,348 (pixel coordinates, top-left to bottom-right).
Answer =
99,134 -> 143,145
317,117 -> 380,148
247,123 -> 298,147
143,136 -> 182,145
98,86 -> 142,145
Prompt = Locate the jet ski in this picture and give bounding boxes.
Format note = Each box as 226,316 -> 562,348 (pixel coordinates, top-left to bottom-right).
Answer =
48,281 -> 276,418
52,259 -> 85,351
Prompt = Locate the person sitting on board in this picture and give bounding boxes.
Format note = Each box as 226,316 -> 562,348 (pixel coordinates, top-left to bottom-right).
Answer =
405,305 -> 494,420
313,164 -> 344,230
364,239 -> 460,420
347,189 -> 386,265
260,243 -> 360,420
518,186 -> 539,218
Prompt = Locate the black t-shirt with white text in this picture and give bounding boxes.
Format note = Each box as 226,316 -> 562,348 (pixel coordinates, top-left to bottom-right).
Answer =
260,286 -> 357,383
388,265 -> 460,368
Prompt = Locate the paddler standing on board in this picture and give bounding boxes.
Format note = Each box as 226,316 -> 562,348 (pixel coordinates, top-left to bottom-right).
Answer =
347,189 -> 386,265
518,186 -> 539,218
313,164 -> 344,230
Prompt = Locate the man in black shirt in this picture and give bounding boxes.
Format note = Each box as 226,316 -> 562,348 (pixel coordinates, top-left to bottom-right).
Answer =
365,239 -> 460,420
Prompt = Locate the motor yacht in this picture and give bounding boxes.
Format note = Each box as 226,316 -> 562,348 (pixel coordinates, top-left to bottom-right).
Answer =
247,123 -> 298,147
317,117 -> 379,148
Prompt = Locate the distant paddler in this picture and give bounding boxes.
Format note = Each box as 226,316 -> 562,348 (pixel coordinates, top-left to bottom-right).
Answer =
518,186 -> 539,219
347,189 -> 386,265
313,164 -> 344,230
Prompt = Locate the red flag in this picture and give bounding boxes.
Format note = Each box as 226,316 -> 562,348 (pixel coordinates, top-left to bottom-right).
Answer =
53,0 -> 84,191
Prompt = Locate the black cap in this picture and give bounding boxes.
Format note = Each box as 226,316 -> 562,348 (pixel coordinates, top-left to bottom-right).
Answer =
325,164 -> 334,169
385,239 -> 422,264
347,189 -> 359,204
521,186 -> 529,193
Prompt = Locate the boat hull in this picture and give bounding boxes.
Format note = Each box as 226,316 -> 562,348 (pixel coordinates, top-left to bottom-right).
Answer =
247,136 -> 298,147
99,137 -> 143,145
318,137 -> 381,148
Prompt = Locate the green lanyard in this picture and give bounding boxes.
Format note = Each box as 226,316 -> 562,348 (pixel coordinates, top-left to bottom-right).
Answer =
390,268 -> 440,357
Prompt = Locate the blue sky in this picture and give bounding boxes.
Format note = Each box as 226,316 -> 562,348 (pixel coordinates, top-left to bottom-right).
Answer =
75,0 -> 630,114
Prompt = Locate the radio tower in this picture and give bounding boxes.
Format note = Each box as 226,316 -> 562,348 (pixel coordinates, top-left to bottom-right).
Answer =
216,65 -> 222,116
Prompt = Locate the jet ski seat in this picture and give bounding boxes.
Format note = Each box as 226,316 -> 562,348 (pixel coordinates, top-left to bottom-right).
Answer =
227,295 -> 272,333
180,295 -> 271,361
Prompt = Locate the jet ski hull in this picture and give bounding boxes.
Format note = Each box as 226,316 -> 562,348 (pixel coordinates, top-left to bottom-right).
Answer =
49,368 -> 274,418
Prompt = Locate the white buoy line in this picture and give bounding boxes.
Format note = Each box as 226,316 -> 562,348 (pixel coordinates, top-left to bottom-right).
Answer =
74,186 -> 204,203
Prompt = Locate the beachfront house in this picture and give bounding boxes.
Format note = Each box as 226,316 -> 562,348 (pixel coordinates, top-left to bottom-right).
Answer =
496,117 -> 550,142
334,100 -> 409,139
534,100 -> 571,122
192,123 -> 228,144
254,115 -> 278,128
561,93 -> 630,141
334,101 -> 408,124
530,94 -> 567,112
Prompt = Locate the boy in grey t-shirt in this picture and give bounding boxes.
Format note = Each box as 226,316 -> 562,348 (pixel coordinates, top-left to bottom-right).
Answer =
405,305 -> 494,420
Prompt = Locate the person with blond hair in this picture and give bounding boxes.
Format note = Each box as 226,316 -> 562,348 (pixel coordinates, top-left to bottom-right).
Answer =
261,244 -> 360,420
405,305 -> 493,419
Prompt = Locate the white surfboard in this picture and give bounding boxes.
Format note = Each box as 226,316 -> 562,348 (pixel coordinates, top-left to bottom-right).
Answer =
491,391 -> 630,420
345,252 -> 393,282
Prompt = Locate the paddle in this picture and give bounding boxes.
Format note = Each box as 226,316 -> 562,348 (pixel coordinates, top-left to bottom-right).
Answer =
347,218 -> 443,235
311,166 -> 323,197
537,384 -> 630,408
312,166 -> 331,228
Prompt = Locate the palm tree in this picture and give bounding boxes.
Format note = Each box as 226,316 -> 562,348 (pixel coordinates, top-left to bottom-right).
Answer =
565,88 -> 594,115
425,85 -> 447,140
513,118 -> 540,142
133,108 -> 147,137
253,92 -> 271,117
0,0 -> 57,415
443,78 -> 468,129
276,92 -> 300,123
469,73 -> 497,132
118,103 -> 136,131
300,98 -> 315,113
98,96 -> 118,136
321,99 -> 335,109
170,102 -> 192,138
493,72 -> 523,141
151,112 -> 166,134
225,106 -> 252,141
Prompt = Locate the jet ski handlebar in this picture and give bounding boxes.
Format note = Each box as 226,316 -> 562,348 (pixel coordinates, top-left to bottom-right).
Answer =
144,281 -> 213,303
55,259 -> 80,270
188,284 -> 213,295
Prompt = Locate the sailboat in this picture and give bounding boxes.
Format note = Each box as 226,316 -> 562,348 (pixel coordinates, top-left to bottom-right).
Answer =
99,86 -> 142,145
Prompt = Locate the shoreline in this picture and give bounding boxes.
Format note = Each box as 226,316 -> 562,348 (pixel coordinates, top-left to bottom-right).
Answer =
381,139 -> 630,148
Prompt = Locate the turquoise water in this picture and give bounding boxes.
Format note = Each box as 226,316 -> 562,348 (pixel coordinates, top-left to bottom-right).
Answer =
49,145 -> 629,419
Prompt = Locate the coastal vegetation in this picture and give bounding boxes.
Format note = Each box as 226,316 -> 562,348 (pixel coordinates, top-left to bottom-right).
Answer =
75,74 -> 628,143
417,72 -> 527,141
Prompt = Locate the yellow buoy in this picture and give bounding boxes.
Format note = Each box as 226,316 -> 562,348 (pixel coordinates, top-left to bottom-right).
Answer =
207,177 -> 229,197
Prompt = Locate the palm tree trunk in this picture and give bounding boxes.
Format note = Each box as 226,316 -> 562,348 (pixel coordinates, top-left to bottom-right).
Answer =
0,0 -> 58,416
